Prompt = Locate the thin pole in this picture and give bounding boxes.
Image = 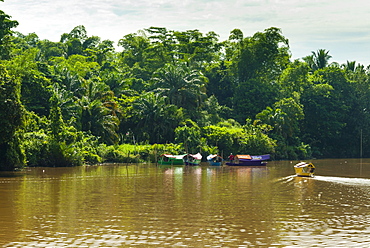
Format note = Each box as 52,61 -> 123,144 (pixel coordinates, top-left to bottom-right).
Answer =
360,129 -> 363,176
360,129 -> 363,158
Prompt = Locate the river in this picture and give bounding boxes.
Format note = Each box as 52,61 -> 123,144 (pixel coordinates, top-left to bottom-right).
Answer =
1,158 -> 370,247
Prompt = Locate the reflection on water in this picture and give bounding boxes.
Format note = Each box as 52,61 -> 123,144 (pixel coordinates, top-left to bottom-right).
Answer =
1,159 -> 370,247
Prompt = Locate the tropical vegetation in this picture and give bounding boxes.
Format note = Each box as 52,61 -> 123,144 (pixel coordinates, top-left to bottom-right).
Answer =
1,7 -> 370,170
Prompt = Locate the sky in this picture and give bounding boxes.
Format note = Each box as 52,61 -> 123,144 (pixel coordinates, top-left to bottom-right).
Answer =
2,0 -> 370,65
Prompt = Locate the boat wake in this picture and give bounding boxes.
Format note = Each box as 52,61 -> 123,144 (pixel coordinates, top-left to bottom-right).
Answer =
274,175 -> 297,186
277,175 -> 296,182
313,175 -> 370,186
277,174 -> 370,187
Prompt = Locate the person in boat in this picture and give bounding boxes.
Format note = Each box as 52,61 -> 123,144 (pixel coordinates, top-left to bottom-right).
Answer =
228,153 -> 234,162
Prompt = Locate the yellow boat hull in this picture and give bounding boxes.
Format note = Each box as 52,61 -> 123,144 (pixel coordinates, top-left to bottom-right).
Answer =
294,162 -> 315,177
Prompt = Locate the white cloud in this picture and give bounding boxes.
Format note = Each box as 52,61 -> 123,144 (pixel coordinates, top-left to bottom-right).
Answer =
2,0 -> 370,65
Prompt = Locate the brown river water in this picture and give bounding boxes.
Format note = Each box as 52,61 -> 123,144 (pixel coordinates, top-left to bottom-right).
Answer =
1,158 -> 370,247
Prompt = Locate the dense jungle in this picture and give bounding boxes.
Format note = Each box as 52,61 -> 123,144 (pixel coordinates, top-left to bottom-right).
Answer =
1,6 -> 370,171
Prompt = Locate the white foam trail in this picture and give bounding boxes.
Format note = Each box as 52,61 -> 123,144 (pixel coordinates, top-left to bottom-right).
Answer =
276,175 -> 296,183
314,176 -> 370,186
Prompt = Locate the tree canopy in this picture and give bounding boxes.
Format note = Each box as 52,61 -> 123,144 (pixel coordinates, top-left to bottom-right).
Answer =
1,10 -> 370,170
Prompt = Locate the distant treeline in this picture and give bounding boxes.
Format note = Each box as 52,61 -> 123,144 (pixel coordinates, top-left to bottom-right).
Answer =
1,8 -> 370,170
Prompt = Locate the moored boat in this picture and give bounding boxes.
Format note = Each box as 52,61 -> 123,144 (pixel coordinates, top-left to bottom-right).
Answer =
226,154 -> 270,166
158,154 -> 186,166
207,154 -> 223,166
183,153 -> 202,166
294,162 -> 315,177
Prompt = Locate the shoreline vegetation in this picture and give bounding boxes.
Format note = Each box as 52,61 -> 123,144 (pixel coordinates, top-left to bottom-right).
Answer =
1,6 -> 370,171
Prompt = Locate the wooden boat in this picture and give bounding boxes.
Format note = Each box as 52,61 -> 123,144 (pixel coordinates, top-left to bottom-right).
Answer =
207,154 -> 223,166
226,154 -> 270,166
158,154 -> 186,166
294,162 -> 315,177
183,153 -> 202,166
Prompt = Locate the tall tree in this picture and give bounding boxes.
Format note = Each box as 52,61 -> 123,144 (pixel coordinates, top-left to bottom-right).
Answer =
118,32 -> 150,67
37,39 -> 67,61
173,29 -> 220,68
204,61 -> 234,108
0,8 -> 18,59
277,60 -> 310,98
232,27 -> 290,82
228,27 -> 290,122
300,67 -> 354,157
0,65 -> 25,170
60,25 -> 106,59
5,48 -> 52,116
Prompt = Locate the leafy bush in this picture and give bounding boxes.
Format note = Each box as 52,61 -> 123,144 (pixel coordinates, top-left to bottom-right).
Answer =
23,127 -> 102,167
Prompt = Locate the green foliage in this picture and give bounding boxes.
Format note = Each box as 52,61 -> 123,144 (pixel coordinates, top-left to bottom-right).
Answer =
0,9 -> 19,59
98,143 -> 166,163
0,65 -> 23,143
242,121 -> 276,155
229,27 -> 290,82
119,32 -> 150,68
0,65 -> 26,170
198,95 -> 230,126
257,98 -> 304,139
233,77 -> 278,122
49,55 -> 100,79
303,49 -> 332,71
23,127 -> 102,167
204,61 -> 234,108
301,67 -> 357,158
150,143 -> 183,155
0,133 -> 26,171
202,125 -> 233,153
227,27 -> 290,122
3,22 -> 370,170
202,120 -> 276,157
152,62 -> 207,117
37,39 -> 66,60
77,79 -> 120,145
175,119 -> 201,153
124,91 -> 184,144
278,60 -> 310,98
4,48 -> 52,116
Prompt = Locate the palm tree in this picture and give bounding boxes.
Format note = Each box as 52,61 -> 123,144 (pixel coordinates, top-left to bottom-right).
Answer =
152,63 -> 207,112
314,49 -> 332,69
53,64 -> 84,97
78,78 -> 120,144
342,60 -> 356,72
303,49 -> 332,71
131,92 -> 183,143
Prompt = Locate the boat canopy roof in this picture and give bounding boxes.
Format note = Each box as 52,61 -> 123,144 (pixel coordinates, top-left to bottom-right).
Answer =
186,153 -> 202,160
160,154 -> 186,159
207,154 -> 217,160
236,155 -> 252,160
294,162 -> 315,168
235,154 -> 270,161
207,154 -> 222,160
